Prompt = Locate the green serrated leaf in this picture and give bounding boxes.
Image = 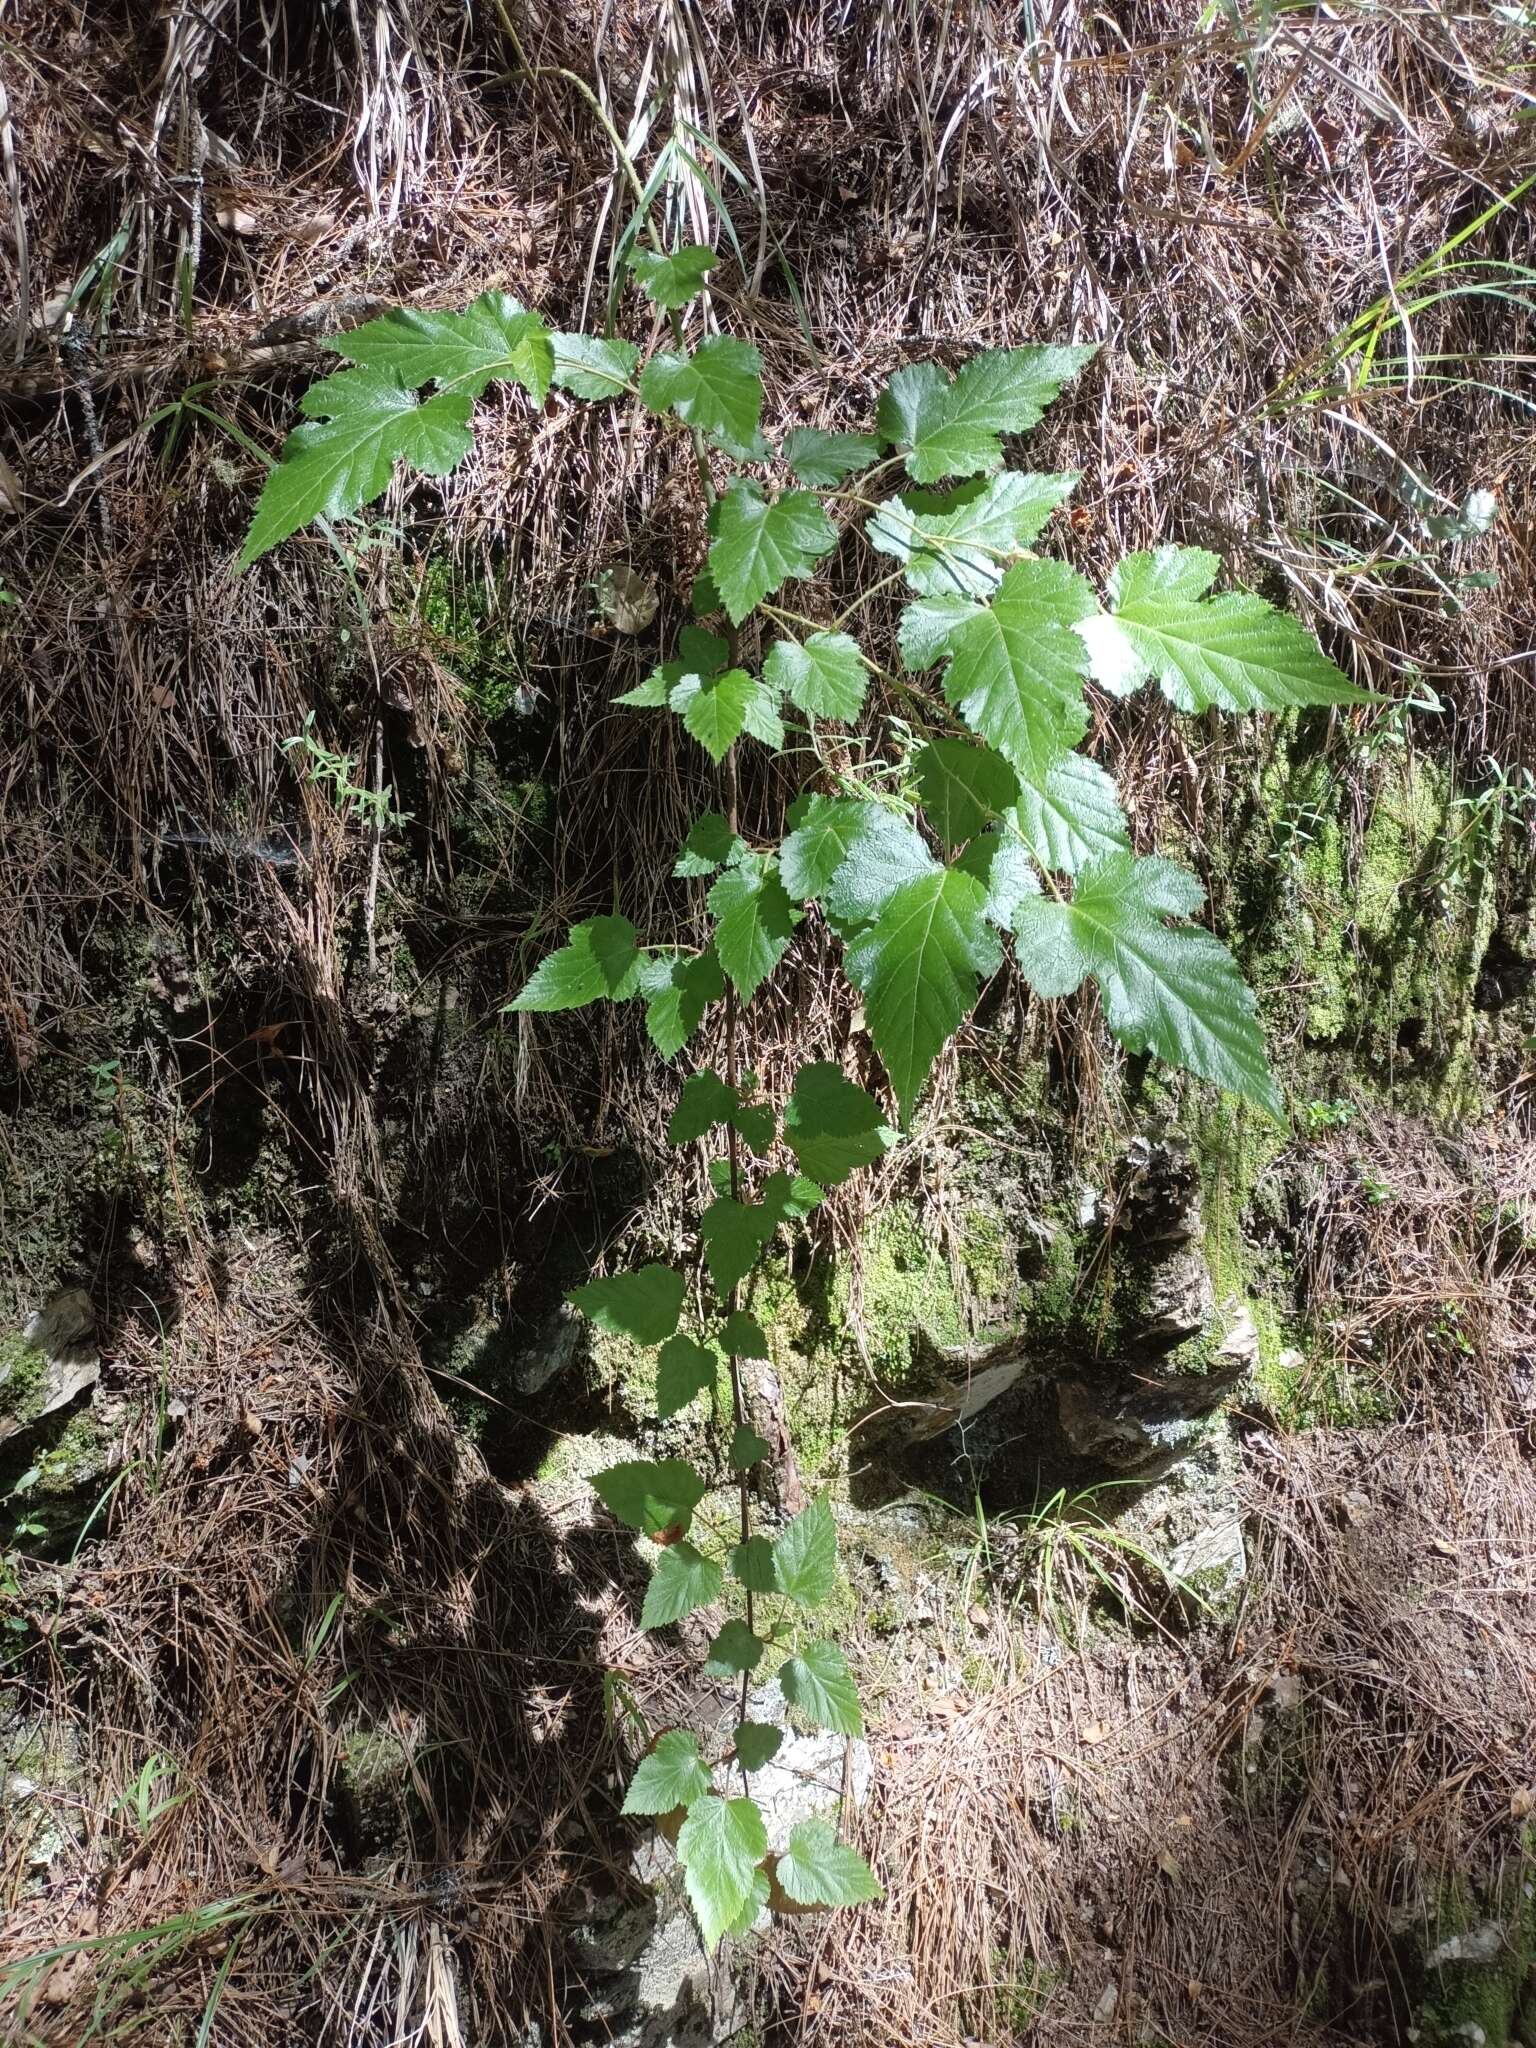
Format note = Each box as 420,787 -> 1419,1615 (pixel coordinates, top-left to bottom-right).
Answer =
782,1063 -> 896,1186
845,867 -> 1001,1123
569,1263 -> 685,1344
878,345 -> 1097,485
671,667 -> 783,761
641,950 -> 724,1058
656,1335 -> 720,1418
776,1819 -> 882,1906
703,1619 -> 764,1678
780,427 -> 881,486
640,335 -> 763,458
721,1311 -> 769,1359
674,812 -> 746,878
550,332 -> 641,398
676,1793 -> 767,1951
933,559 -> 1097,782
622,1729 -> 712,1816
241,367 -> 474,566
780,1639 -> 863,1735
730,1426 -> 773,1469
954,828 -> 1041,931
866,472 -> 1078,599
591,1457 -> 706,1537
772,1497 -> 838,1606
913,736 -> 1021,848
707,479 -> 837,626
329,293 -> 554,401
700,1195 -> 776,1297
730,1535 -> 779,1592
668,1070 -> 739,1143
1011,753 -> 1131,874
763,632 -> 868,722
508,915 -> 642,1011
641,1540 -> 723,1629
630,243 -> 717,310
708,855 -> 799,1001
779,796 -> 938,923
1079,547 -> 1375,713
733,1721 -> 784,1772
1011,850 -> 1285,1120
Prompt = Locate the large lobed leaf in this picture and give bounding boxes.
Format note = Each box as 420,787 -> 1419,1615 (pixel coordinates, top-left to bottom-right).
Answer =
640,336 -> 764,458
775,1818 -> 882,1907
240,367 -> 473,566
707,479 -> 837,625
877,344 -> 1097,485
1011,850 -> 1286,1120
1078,547 -> 1374,714
867,472 -> 1078,599
324,292 -> 554,400
782,1063 -> 896,1186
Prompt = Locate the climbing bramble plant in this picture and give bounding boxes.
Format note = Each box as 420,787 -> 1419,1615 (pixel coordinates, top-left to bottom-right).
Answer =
242,241 -> 1370,1950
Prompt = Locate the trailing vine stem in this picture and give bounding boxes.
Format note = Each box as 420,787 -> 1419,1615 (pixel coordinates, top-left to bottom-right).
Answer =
239,215 -> 1368,1950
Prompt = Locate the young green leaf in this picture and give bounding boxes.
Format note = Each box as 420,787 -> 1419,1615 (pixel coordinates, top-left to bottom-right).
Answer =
782,1063 -> 896,1186
866,472 -> 1078,599
779,796 -> 937,922
629,243 -> 717,310
240,367 -> 473,567
591,1458 -> 706,1537
775,1819 -> 882,1906
622,1730 -> 712,1816
877,344 -> 1097,485
1078,547 -> 1374,713
732,1101 -> 776,1156
672,667 -> 783,761
668,1070 -> 739,1143
1011,850 -> 1286,1120
730,1535 -> 779,1592
931,559 -> 1098,782
568,1263 -> 686,1344
1010,753 -> 1131,874
733,1721 -> 784,1771
550,332 -> 641,398
730,1426 -> 773,1469
844,866 -> 1002,1123
700,1195 -> 776,1297
955,828 -> 1041,931
912,736 -> 1021,848
707,480 -> 837,626
674,812 -> 746,878
327,293 -> 554,401
708,854 -> 799,1002
639,950 -> 724,1057
721,1310 -> 770,1359
640,336 -> 763,457
508,914 -> 642,1011
656,1335 -> 720,1418
771,1497 -> 838,1606
703,1619 -> 764,1678
676,1793 -> 768,1951
758,1170 -> 825,1222
780,427 -> 881,486
762,632 -> 868,723
780,1639 -> 863,1735
641,1540 -> 724,1629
